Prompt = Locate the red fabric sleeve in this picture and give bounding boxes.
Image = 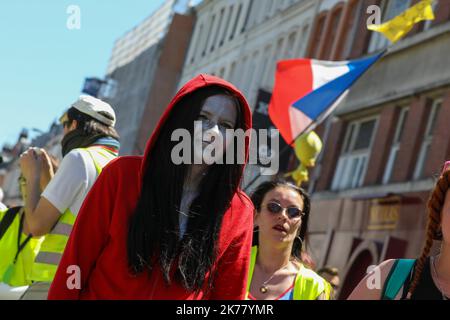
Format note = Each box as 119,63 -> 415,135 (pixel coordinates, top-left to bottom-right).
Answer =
47,162 -> 116,300
209,195 -> 254,300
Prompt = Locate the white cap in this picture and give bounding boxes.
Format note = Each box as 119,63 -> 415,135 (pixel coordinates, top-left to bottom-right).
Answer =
68,95 -> 116,126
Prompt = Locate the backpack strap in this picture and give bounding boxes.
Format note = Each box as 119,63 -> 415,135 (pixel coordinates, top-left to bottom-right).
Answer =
0,206 -> 22,241
382,259 -> 416,300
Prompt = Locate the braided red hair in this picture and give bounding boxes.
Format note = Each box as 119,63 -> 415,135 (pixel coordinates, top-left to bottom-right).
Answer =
408,169 -> 450,296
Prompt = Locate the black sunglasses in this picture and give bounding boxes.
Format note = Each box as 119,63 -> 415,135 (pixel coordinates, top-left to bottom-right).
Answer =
265,202 -> 304,219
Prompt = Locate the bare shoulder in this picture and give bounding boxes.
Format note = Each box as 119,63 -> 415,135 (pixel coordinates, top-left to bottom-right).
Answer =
347,259 -> 397,300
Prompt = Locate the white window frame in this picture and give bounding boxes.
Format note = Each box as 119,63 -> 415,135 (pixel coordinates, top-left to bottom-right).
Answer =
413,98 -> 442,180
382,106 -> 409,184
332,116 -> 379,191
285,31 -> 297,59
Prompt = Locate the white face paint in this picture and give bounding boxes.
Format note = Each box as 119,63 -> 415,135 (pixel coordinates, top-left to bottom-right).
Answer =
192,94 -> 238,165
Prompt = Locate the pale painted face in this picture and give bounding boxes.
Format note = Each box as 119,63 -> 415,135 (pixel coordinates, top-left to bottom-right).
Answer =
255,186 -> 304,247
193,94 -> 238,164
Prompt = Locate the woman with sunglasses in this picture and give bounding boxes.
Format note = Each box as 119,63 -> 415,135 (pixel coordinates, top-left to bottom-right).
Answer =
247,180 -> 332,300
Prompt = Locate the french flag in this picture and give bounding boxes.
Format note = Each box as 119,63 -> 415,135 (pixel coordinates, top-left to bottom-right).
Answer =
268,52 -> 384,145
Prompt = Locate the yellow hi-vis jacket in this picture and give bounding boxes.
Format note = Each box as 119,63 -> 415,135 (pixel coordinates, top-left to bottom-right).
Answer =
246,246 -> 332,300
0,207 -> 44,287
30,147 -> 116,283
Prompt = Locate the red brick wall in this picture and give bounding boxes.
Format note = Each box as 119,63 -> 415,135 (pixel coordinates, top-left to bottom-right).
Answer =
391,96 -> 430,182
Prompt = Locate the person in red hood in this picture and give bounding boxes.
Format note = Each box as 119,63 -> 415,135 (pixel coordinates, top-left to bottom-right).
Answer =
47,74 -> 254,300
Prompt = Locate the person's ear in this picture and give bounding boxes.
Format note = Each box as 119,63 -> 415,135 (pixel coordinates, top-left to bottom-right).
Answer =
70,120 -> 78,131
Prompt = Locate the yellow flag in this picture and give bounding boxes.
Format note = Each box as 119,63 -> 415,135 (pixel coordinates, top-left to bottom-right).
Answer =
284,131 -> 322,186
368,0 -> 435,43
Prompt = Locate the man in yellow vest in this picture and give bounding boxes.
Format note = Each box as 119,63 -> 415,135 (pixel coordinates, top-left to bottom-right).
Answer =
0,206 -> 44,299
0,172 -> 44,299
18,95 -> 120,299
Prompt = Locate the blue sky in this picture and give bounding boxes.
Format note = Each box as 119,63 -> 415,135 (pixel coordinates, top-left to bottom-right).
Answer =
0,0 -> 167,148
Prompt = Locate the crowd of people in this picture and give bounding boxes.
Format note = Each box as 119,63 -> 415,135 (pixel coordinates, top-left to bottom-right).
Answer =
0,74 -> 448,300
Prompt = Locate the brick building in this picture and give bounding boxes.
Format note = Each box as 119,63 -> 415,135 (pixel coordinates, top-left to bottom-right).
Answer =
102,0 -> 195,155
303,0 -> 450,299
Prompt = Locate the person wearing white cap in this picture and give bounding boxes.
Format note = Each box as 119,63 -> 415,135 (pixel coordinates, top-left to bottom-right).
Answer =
17,95 -> 120,299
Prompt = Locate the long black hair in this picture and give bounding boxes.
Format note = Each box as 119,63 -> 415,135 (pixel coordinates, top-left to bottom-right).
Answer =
127,85 -> 246,294
250,180 -> 311,262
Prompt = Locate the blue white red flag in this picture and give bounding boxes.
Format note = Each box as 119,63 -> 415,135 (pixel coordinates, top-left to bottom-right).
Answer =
268,52 -> 384,144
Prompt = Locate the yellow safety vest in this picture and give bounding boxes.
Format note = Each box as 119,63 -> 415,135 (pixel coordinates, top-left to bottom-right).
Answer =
30,147 -> 116,283
246,246 -> 332,300
0,208 -> 44,286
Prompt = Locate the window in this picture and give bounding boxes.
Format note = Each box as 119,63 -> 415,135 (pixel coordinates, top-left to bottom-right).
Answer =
295,24 -> 310,57
190,23 -> 204,63
259,45 -> 272,88
285,32 -> 297,58
229,62 -> 237,84
382,107 -> 409,184
230,3 -> 243,41
218,67 -> 225,78
238,56 -> 248,88
266,0 -> 275,17
242,0 -> 254,33
322,6 -> 343,60
340,0 -> 360,59
413,99 -> 442,180
309,15 -> 326,58
211,9 -> 225,52
220,6 -> 233,47
331,117 -> 378,190
265,38 -> 285,87
202,15 -> 215,57
245,52 -> 260,96
369,0 -> 411,53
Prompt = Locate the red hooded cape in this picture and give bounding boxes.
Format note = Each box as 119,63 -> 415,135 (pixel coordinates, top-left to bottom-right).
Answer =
48,75 -> 254,300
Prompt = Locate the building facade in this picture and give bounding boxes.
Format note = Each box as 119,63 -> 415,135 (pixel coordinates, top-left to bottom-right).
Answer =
303,0 -> 450,299
102,0 -> 194,155
178,0 -> 320,187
